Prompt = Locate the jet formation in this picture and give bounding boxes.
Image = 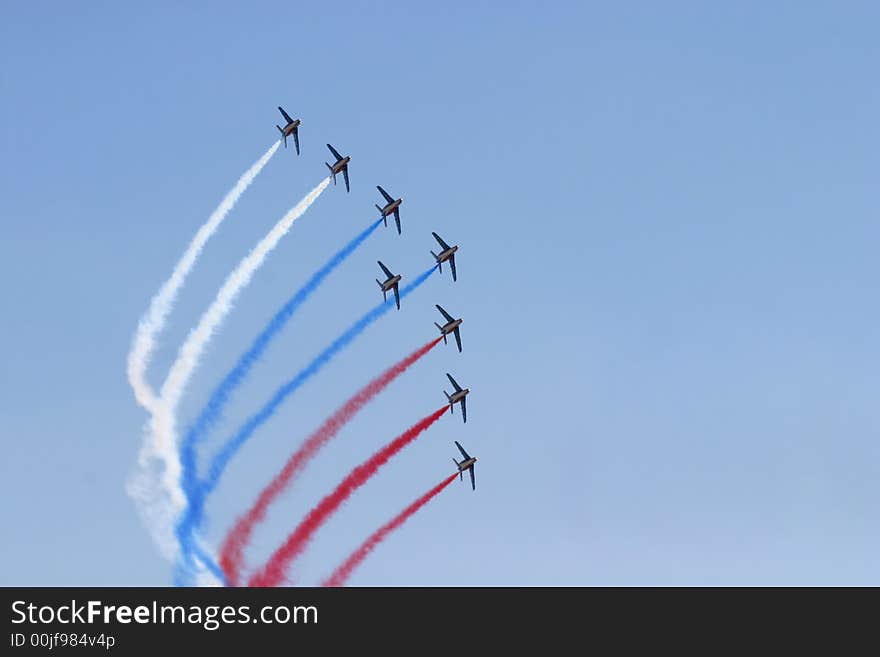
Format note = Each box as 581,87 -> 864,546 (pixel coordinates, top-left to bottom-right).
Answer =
275,104 -> 476,489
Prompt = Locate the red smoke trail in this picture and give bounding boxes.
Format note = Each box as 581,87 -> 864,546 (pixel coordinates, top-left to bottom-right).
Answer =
248,406 -> 449,587
322,472 -> 458,587
220,337 -> 442,585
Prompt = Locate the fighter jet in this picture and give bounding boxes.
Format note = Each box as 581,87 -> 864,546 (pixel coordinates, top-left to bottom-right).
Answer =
275,106 -> 301,154
376,261 -> 402,310
434,304 -> 463,352
444,373 -> 470,423
431,232 -> 459,282
375,186 -> 403,234
325,144 -> 351,192
452,441 -> 477,490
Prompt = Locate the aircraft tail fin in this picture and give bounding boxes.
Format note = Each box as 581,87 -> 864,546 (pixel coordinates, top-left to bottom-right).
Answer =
375,204 -> 387,227
432,252 -> 442,272
453,458 -> 462,480
435,322 -> 447,344
277,125 -> 286,147
376,279 -> 383,289
325,163 -> 335,184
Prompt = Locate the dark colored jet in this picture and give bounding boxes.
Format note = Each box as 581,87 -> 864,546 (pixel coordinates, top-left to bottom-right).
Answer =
431,232 -> 459,282
453,441 -> 477,490
444,373 -> 470,423
375,186 -> 403,234
325,144 -> 351,192
276,107 -> 301,154
376,261 -> 402,309
434,304 -> 463,352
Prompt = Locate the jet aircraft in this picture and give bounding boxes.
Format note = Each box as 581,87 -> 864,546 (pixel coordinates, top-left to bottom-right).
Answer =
375,186 -> 403,234
444,373 -> 470,423
376,261 -> 402,309
434,304 -> 463,353
275,106 -> 301,154
434,304 -> 463,352
452,441 -> 477,490
325,144 -> 351,192
430,232 -> 459,282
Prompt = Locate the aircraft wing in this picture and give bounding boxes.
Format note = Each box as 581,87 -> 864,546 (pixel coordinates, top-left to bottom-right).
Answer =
469,465 -> 475,490
446,373 -> 462,392
378,260 -> 393,279
278,106 -> 294,124
393,208 -> 401,235
342,166 -> 350,193
436,304 -> 454,323
449,254 -> 457,282
455,441 -> 471,461
377,185 -> 394,204
461,396 -> 467,424
326,143 -> 343,162
453,326 -> 462,352
292,128 -> 300,156
432,232 -> 451,250
393,284 -> 400,310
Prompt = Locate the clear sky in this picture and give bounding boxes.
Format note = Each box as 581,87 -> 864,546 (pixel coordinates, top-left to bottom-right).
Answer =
1,2 -> 877,585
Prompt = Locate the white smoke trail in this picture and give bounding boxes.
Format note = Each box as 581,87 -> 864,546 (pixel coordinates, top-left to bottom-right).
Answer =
128,177 -> 331,579
126,141 -> 281,412
125,456 -> 222,584
157,176 -> 331,477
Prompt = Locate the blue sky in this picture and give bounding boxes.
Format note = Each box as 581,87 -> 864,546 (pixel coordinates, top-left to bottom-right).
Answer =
1,2 -> 878,585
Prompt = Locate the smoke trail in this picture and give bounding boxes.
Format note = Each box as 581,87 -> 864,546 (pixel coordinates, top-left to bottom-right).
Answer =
205,264 -> 439,495
219,338 -> 443,585
174,263 -> 433,584
129,177 -> 329,580
249,406 -> 449,587
174,217 -> 385,584
127,141 -> 280,412
154,176 -> 330,491
183,217 -> 384,448
322,473 -> 458,587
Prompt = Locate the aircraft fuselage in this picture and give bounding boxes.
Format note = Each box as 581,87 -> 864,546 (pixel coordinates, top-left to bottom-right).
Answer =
281,119 -> 300,136
381,274 -> 402,291
330,156 -> 350,174
450,388 -> 469,405
435,245 -> 458,264
440,319 -> 462,335
380,198 -> 402,216
458,457 -> 477,472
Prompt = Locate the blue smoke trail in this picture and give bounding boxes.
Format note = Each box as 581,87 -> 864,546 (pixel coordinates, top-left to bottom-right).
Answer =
172,542 -> 228,587
175,263 -> 437,584
174,217 -> 381,585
